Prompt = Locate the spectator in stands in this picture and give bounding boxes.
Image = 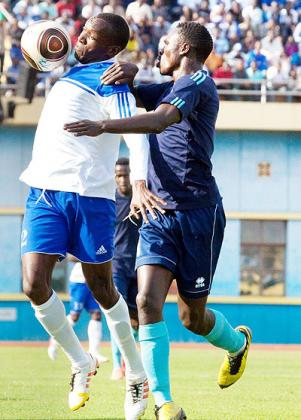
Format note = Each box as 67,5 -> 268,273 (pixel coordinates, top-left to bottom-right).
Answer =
246,41 -> 268,71
126,0 -> 153,25
151,0 -> 169,21
39,0 -> 58,19
284,35 -> 298,57
213,60 -> 233,80
81,0 -> 102,20
56,0 -> 77,19
246,60 -> 266,80
291,45 -> 301,67
262,29 -> 283,63
103,0 -> 125,17
233,58 -> 248,80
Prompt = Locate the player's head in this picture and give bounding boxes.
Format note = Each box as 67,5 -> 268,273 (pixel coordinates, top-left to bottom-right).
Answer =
115,157 -> 131,196
158,22 -> 213,75
75,13 -> 130,64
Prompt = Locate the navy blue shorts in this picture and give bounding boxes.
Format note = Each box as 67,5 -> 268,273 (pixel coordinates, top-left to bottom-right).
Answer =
113,270 -> 138,310
136,204 -> 225,299
21,187 -> 116,263
69,282 -> 100,314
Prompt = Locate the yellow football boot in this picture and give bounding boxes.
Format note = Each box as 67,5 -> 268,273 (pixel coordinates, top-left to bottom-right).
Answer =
218,326 -> 252,389
155,402 -> 187,420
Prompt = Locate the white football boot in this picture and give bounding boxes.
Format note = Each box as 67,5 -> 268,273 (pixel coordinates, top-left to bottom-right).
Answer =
68,353 -> 99,411
124,377 -> 149,420
91,352 -> 109,364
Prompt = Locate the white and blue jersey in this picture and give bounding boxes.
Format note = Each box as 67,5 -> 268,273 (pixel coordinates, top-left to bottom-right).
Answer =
20,60 -> 149,263
20,60 -> 149,199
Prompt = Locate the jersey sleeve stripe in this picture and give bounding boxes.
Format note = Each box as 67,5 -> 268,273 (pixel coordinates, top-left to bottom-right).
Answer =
117,93 -> 123,118
124,93 -> 132,117
196,74 -> 206,85
120,93 -> 127,118
59,78 -> 96,96
170,97 -> 180,105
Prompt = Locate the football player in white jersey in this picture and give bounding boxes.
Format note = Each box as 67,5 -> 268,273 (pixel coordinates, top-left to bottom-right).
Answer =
20,13 -> 164,418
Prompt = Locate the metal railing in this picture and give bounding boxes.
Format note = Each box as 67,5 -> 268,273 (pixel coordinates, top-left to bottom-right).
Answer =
1,75 -> 301,103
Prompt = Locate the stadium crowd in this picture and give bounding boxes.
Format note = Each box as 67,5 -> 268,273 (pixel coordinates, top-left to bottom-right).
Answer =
1,0 -> 301,97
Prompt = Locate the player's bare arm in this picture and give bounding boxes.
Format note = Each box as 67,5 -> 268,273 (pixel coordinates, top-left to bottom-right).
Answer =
64,103 -> 181,136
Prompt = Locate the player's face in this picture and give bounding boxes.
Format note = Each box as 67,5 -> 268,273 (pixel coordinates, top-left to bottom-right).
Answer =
158,29 -> 182,75
115,164 -> 131,196
75,17 -> 115,63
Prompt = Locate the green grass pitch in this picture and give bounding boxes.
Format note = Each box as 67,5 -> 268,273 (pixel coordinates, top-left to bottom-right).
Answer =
0,345 -> 300,419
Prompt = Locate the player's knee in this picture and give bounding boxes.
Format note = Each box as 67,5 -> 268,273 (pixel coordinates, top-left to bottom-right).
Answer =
22,273 -> 50,304
136,292 -> 161,319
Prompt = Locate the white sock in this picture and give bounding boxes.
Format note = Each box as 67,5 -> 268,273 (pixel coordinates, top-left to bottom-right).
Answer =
32,291 -> 88,368
102,295 -> 145,382
88,319 -> 102,355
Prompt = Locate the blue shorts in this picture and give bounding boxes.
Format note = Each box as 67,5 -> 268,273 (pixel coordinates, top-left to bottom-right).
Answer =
69,282 -> 100,314
113,270 -> 138,310
21,187 -> 116,263
136,204 -> 225,299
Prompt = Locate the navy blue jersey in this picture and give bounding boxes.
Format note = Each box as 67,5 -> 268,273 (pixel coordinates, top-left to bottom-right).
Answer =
112,190 -> 140,277
137,70 -> 221,210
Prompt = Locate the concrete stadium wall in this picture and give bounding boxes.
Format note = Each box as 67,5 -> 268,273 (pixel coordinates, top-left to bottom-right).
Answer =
1,299 -> 301,344
0,126 -> 300,296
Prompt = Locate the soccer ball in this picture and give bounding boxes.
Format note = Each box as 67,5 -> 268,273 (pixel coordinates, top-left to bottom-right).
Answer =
21,20 -> 72,72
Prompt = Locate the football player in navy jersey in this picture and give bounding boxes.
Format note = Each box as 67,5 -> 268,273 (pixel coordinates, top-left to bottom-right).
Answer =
20,13 -> 167,418
110,157 -> 141,380
65,22 -> 252,420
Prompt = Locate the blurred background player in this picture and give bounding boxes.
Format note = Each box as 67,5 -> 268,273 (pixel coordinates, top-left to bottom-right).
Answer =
48,257 -> 109,364
111,157 -> 141,381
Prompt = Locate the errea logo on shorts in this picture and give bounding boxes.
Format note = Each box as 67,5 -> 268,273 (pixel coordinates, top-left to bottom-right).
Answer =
195,277 -> 205,289
96,245 -> 107,255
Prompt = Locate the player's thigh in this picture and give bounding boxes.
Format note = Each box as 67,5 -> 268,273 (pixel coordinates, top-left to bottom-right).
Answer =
176,204 -> 225,299
21,187 -> 68,258
136,213 -> 178,282
70,197 -> 115,263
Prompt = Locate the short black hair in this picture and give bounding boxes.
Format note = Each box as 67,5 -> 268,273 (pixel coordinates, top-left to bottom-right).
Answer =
96,13 -> 130,50
176,22 -> 213,63
116,157 -> 130,166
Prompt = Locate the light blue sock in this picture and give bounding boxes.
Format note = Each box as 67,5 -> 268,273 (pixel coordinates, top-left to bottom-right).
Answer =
139,321 -> 172,407
132,327 -> 139,341
204,309 -> 245,353
111,336 -> 122,369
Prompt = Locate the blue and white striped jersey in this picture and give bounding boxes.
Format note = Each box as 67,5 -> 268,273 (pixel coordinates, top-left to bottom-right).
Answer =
20,60 -> 149,199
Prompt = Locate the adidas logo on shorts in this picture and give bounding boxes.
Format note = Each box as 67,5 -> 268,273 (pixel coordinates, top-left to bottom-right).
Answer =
96,245 -> 107,255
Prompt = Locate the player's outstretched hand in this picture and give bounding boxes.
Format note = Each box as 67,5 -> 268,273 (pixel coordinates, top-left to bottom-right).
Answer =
64,120 -> 103,137
130,180 -> 166,223
101,62 -> 139,86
